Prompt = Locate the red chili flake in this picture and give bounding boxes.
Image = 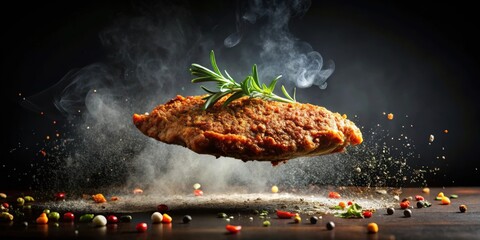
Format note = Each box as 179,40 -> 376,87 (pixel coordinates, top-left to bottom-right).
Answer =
328,192 -> 341,199
276,210 -> 296,219
363,211 -> 373,218
415,195 -> 424,201
226,224 -> 241,234
400,201 -> 410,209
347,201 -> 353,206
40,150 -> 47,157
194,189 -> 203,196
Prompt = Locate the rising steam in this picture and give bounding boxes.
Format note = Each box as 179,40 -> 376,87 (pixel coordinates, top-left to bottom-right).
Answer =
225,0 -> 334,89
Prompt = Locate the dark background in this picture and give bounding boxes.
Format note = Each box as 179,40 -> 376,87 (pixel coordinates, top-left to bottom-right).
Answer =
2,0 -> 479,189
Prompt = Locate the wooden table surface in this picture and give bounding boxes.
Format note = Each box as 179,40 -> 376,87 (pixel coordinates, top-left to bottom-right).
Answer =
1,187 -> 479,239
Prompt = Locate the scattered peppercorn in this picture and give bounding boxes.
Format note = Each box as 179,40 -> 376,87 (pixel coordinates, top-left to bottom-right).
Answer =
326,221 -> 335,230
387,208 -> 395,215
309,216 -> 318,224
404,209 -> 412,218
367,222 -> 379,233
182,215 -> 192,223
459,205 -> 467,213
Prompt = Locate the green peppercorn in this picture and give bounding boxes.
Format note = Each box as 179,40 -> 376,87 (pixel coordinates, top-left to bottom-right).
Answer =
79,213 -> 94,222
120,215 -> 132,222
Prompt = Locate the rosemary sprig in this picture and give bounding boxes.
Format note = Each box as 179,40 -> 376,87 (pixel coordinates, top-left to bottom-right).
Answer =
189,50 -> 296,110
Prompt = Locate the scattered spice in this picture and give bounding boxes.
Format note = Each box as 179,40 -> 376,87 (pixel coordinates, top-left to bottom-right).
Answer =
403,209 -> 412,218
328,192 -> 341,199
194,189 -> 204,196
459,204 -> 467,213
151,212 -> 163,223
162,213 -> 172,223
415,195 -> 424,201
326,221 -> 335,230
107,215 -> 118,224
136,222 -> 148,232
226,224 -> 242,234
293,214 -> 301,223
386,208 -> 395,215
36,213 -> 48,224
271,185 -> 279,193
182,215 -> 192,223
387,113 -> 394,120
367,223 -> 379,233
92,215 -> 107,227
335,203 -> 364,218
276,210 -> 296,219
92,194 -> 107,203
133,188 -> 144,194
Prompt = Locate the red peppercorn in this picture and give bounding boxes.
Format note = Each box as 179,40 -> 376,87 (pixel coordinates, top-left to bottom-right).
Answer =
363,211 -> 373,218
63,212 -> 75,222
157,204 -> 168,213
400,201 -> 410,209
107,215 -> 118,224
415,195 -> 424,201
55,192 -> 66,201
136,222 -> 148,232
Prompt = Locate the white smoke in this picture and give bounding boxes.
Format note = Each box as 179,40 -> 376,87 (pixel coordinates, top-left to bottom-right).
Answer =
225,0 -> 335,89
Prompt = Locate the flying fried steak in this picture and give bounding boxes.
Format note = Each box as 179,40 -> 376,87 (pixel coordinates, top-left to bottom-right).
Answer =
133,95 -> 363,164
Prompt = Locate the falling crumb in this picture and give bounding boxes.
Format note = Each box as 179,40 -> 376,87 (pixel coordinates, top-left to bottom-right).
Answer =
40,112 -> 44,115
93,89 -> 97,93
56,133 -> 60,137
46,136 -> 50,140
444,129 -> 448,134
133,188 -> 144,194
387,113 -> 394,120
40,150 -> 47,157
429,134 -> 435,143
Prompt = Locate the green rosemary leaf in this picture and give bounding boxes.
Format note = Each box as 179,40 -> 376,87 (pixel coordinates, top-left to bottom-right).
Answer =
190,50 -> 296,109
222,91 -> 245,107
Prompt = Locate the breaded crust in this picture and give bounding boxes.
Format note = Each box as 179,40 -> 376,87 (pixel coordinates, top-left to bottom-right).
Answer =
133,95 -> 362,163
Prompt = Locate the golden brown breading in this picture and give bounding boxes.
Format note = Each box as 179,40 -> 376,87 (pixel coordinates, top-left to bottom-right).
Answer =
133,95 -> 362,163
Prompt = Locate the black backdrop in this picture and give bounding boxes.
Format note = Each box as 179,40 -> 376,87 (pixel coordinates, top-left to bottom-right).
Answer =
3,0 -> 479,189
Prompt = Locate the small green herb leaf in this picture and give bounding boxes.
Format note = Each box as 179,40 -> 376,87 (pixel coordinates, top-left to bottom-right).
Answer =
190,50 -> 296,110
